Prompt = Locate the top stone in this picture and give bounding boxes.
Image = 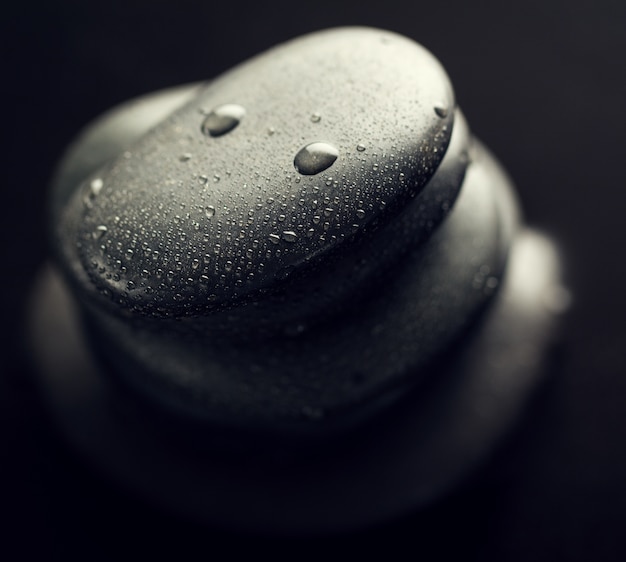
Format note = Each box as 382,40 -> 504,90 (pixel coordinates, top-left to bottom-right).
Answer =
57,27 -> 454,319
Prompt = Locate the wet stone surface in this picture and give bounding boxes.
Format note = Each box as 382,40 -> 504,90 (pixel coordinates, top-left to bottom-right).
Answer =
57,27 -> 454,321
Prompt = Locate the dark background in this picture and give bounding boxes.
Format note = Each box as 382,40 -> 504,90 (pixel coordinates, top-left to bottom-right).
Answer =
3,0 -> 626,559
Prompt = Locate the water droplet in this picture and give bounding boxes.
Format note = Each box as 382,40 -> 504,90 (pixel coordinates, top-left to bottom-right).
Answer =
93,225 -> 108,239
294,142 -> 338,175
201,104 -> 246,137
310,113 -> 321,123
205,205 -> 216,218
90,178 -> 103,195
179,153 -> 192,162
434,104 -> 448,118
282,230 -> 297,243
268,233 -> 280,244
272,265 -> 292,281
356,144 -> 366,152
356,209 -> 365,219
268,127 -> 276,136
84,178 -> 104,208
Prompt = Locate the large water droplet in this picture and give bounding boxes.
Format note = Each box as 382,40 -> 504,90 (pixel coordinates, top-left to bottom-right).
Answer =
294,142 -> 338,175
201,104 -> 246,137
282,230 -> 298,243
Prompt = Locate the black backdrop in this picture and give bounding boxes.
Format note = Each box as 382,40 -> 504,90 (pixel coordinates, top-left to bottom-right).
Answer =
3,1 -> 626,559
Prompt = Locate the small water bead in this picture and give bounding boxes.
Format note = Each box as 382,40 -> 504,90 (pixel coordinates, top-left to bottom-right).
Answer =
356,209 -> 366,219
294,142 -> 339,175
310,113 -> 321,123
90,178 -> 104,195
201,104 -> 246,137
434,104 -> 448,118
205,205 -> 216,218
179,153 -> 192,162
84,178 -> 104,208
93,225 -> 108,239
356,144 -> 366,152
276,265 -> 294,280
268,233 -> 280,245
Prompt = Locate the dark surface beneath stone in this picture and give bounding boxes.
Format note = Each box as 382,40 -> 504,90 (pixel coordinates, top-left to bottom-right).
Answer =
3,0 -> 626,560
